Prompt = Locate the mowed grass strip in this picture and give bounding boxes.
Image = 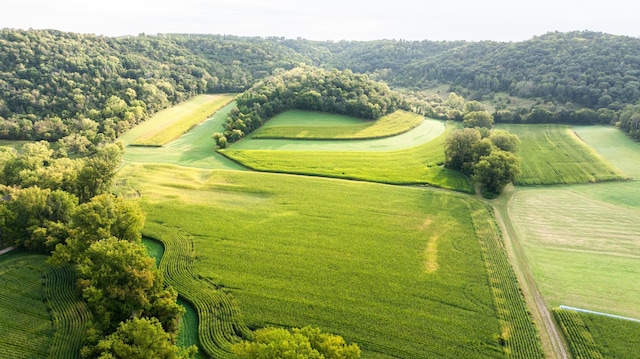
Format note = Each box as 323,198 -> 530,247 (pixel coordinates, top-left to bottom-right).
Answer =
252,110 -> 424,140
497,124 -> 628,185
221,122 -> 473,192
508,187 -> 640,318
0,251 -> 53,359
131,94 -> 235,147
123,165 -> 507,358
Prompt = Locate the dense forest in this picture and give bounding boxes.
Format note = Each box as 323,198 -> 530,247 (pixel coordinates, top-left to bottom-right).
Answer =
1,28 -> 640,143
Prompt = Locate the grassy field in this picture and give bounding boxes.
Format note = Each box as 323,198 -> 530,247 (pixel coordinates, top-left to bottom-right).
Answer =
230,116 -> 446,152
503,126 -> 640,320
252,110 -> 424,139
496,124 -> 628,185
221,122 -> 473,192
128,94 -> 235,147
116,164 -> 540,358
120,101 -> 246,170
0,251 -> 53,359
553,308 -> 640,358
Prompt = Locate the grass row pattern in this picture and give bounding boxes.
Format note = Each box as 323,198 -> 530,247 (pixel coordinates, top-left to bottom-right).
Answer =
553,308 -> 640,358
467,200 -> 544,358
221,122 -> 473,192
43,265 -> 92,359
497,124 -> 628,185
252,110 -> 424,140
0,251 -> 52,359
131,94 -> 235,147
143,224 -> 251,359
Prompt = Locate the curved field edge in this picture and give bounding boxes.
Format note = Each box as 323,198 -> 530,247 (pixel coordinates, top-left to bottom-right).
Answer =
220,122 -> 473,193
553,307 -> 640,358
252,110 -> 424,140
467,199 -> 544,358
496,124 -> 629,185
130,94 -> 236,147
142,237 -> 207,359
44,265 -> 92,359
141,226 -> 251,359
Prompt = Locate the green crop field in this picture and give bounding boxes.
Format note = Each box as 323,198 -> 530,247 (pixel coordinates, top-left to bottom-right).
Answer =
252,110 -> 424,139
116,163 -> 542,358
128,94 -> 235,147
553,308 -> 640,358
228,116 -> 445,152
221,122 -> 473,192
0,251 -> 90,359
0,252 -> 53,359
496,124 -> 628,185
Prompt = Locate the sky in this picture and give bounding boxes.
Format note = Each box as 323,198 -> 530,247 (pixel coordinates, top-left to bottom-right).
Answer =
2,0 -> 640,42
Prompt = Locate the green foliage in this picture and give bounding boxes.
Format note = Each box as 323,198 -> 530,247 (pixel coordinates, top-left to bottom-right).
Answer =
232,326 -> 360,359
293,326 -> 361,359
76,143 -> 123,203
444,128 -> 482,175
91,317 -> 197,359
473,150 -> 521,196
463,110 -> 494,129
445,128 -> 521,196
75,238 -> 159,330
0,29 -> 306,142
0,186 -> 78,252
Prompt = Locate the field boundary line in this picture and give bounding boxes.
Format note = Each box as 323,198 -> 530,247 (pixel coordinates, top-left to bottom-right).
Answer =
491,189 -> 570,359
559,305 -> 640,323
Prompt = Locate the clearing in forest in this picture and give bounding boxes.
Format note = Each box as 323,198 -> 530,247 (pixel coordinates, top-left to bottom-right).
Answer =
251,110 -> 424,140
128,94 -> 235,147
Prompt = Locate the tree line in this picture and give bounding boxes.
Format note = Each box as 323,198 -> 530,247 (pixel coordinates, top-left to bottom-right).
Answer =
0,29 -> 306,145
0,143 -> 196,358
2,29 -> 640,145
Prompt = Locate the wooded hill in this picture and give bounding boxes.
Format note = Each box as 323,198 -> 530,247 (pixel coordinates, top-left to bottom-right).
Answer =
2,29 -> 640,143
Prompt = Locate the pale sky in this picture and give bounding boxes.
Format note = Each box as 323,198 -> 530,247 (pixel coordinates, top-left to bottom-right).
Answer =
2,0 -> 639,42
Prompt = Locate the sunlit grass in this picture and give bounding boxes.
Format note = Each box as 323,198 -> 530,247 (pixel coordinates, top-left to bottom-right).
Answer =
221,122 -> 473,192
252,110 -> 424,139
129,94 -> 235,147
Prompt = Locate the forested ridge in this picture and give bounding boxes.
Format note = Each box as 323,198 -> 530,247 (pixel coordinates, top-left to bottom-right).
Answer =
2,28 -> 640,143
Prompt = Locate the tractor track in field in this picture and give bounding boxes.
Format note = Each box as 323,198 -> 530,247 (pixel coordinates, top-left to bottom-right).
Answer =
491,188 -> 570,359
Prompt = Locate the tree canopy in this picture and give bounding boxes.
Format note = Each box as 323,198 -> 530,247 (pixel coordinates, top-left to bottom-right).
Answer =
3,29 -> 640,142
444,128 -> 521,196
232,326 -> 360,359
